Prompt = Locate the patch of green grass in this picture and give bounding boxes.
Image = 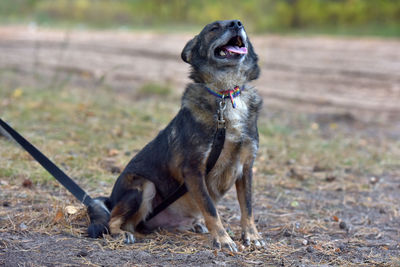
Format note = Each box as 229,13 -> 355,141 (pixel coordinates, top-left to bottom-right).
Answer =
0,82 -> 179,192
137,83 -> 172,98
255,117 -> 400,191
274,24 -> 400,38
0,167 -> 16,179
258,123 -> 292,137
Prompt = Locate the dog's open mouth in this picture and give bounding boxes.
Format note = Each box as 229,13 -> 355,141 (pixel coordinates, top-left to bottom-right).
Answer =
215,35 -> 247,59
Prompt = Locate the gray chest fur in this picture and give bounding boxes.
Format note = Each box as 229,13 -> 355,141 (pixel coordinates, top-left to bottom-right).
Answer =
206,95 -> 258,200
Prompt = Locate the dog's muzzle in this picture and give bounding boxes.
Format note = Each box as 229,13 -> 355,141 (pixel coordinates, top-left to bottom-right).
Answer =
214,30 -> 248,60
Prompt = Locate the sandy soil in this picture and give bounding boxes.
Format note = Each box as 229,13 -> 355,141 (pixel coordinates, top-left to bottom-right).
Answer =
0,26 -> 399,123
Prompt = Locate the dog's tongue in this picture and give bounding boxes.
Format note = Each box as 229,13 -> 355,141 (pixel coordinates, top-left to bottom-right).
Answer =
225,45 -> 248,54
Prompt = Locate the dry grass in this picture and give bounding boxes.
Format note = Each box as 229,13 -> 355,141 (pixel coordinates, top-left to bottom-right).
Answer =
1,83 -> 400,266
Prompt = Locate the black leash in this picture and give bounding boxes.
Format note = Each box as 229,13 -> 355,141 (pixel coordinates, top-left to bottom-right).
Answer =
136,127 -> 226,229
1,112 -> 226,228
0,118 -> 92,206
137,99 -> 228,228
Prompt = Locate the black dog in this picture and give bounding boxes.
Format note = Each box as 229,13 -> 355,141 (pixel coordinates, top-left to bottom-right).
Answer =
88,20 -> 264,251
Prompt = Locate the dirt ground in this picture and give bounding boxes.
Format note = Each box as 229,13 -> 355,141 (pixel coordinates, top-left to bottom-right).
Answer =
0,26 -> 400,266
1,26 -> 400,123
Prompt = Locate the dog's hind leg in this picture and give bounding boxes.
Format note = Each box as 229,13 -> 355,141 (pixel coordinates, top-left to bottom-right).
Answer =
109,180 -> 155,244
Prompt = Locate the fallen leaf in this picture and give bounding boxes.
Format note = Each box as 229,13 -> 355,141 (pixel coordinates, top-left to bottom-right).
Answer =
108,149 -> 119,157
65,205 -> 78,215
332,215 -> 339,222
54,209 -> 64,223
78,103 -> 86,111
313,244 -> 322,251
329,123 -> 338,130
22,179 -> 33,188
311,122 -> 319,130
12,88 -> 23,98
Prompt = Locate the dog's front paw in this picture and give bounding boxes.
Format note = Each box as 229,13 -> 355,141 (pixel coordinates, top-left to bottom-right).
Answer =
111,231 -> 136,244
123,232 -> 136,244
241,227 -> 265,247
212,231 -> 238,252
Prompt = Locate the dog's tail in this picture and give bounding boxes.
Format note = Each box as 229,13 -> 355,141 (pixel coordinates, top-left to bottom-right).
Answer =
87,197 -> 111,238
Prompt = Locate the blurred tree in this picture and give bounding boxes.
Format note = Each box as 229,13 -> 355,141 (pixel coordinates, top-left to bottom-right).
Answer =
0,0 -> 399,36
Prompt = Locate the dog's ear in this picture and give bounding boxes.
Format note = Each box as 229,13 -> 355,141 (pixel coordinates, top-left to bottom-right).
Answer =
246,41 -> 260,81
181,35 -> 199,64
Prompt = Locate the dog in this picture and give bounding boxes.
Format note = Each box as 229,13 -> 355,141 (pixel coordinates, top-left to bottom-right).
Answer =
87,20 -> 264,252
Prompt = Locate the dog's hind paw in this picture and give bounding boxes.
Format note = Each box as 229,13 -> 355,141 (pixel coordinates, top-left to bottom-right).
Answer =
192,222 -> 209,233
124,232 -> 136,244
88,223 -> 109,238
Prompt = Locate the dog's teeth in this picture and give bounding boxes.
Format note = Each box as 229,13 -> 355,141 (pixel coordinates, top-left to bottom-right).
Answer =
220,50 -> 226,56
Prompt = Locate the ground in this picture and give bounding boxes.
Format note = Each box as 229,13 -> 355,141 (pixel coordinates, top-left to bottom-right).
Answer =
0,26 -> 399,266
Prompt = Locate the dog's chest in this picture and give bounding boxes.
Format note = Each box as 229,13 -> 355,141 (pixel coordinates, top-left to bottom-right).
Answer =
206,96 -> 256,199
224,96 -> 249,141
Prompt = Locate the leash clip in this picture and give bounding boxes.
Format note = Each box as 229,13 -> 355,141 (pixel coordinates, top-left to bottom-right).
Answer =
217,99 -> 226,129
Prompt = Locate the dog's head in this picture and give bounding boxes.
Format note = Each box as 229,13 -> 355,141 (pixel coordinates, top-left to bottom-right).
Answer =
181,20 -> 259,85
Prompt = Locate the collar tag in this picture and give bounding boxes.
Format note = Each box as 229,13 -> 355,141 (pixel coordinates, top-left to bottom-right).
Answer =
217,100 -> 226,128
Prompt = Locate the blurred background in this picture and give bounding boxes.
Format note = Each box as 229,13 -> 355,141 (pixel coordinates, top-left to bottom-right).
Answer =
1,0 -> 399,126
1,0 -> 400,36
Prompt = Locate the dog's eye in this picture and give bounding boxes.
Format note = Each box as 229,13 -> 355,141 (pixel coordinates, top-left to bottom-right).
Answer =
210,25 -> 219,32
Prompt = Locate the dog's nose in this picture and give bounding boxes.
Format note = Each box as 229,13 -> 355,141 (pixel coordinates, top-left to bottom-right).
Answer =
228,20 -> 243,30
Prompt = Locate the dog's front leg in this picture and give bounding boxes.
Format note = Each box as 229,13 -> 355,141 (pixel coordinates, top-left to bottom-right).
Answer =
235,162 -> 265,247
184,168 -> 238,252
